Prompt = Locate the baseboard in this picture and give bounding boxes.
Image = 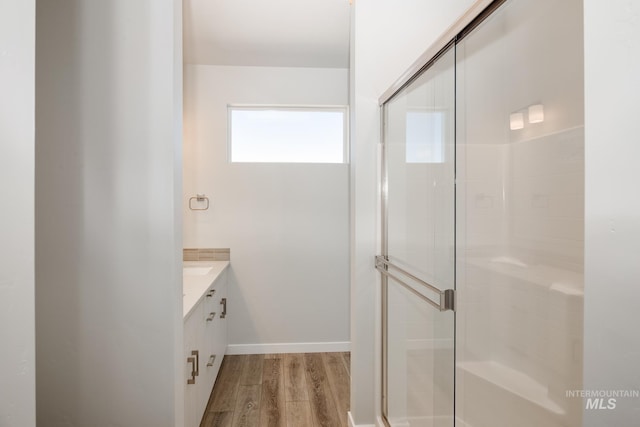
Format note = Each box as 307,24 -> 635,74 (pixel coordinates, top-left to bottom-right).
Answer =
347,411 -> 377,427
348,412 -> 357,427
226,341 -> 350,355
347,411 -> 382,427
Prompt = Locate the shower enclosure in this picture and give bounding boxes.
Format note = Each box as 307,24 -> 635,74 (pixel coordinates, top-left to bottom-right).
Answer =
377,0 -> 584,426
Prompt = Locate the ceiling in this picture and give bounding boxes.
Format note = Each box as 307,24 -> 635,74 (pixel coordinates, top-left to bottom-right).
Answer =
183,0 -> 351,68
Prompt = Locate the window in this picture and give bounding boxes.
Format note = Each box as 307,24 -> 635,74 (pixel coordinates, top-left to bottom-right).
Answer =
229,106 -> 348,163
405,110 -> 445,163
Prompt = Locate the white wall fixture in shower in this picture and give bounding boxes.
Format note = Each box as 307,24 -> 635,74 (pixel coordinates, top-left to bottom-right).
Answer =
528,104 -> 544,123
510,112 -> 525,130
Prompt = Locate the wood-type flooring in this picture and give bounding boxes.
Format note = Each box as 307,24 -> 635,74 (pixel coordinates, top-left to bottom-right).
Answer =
200,353 -> 351,427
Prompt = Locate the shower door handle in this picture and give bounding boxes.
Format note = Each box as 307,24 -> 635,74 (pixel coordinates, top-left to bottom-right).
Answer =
375,256 -> 455,311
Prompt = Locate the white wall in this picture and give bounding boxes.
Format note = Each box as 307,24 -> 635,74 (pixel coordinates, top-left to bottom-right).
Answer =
183,65 -> 350,352
0,1 -> 36,426
350,1 -> 479,424
584,0 -> 640,424
35,1 -> 184,426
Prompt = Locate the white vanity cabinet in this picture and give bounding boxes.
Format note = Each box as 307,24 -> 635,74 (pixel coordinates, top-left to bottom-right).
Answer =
183,264 -> 228,427
201,271 -> 227,408
183,301 -> 203,427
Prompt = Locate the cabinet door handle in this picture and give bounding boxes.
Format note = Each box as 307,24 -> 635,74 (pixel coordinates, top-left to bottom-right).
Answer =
220,298 -> 227,318
187,356 -> 196,384
192,350 -> 199,376
207,354 -> 216,367
206,312 -> 216,321
206,290 -> 216,297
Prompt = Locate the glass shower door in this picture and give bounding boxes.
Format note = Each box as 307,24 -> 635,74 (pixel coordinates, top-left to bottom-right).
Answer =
379,46 -> 456,427
379,0 -> 585,425
454,0 -> 584,426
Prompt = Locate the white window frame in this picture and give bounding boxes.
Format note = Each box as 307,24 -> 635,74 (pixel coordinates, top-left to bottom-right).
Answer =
227,104 -> 350,164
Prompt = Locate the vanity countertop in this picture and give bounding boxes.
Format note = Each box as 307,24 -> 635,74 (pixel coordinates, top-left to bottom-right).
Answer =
183,261 -> 229,320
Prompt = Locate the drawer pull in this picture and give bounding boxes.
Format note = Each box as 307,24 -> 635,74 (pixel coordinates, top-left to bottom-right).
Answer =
206,290 -> 216,297
207,354 -> 216,367
220,298 -> 227,318
192,350 -> 199,376
206,312 -> 216,321
187,356 -> 196,384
